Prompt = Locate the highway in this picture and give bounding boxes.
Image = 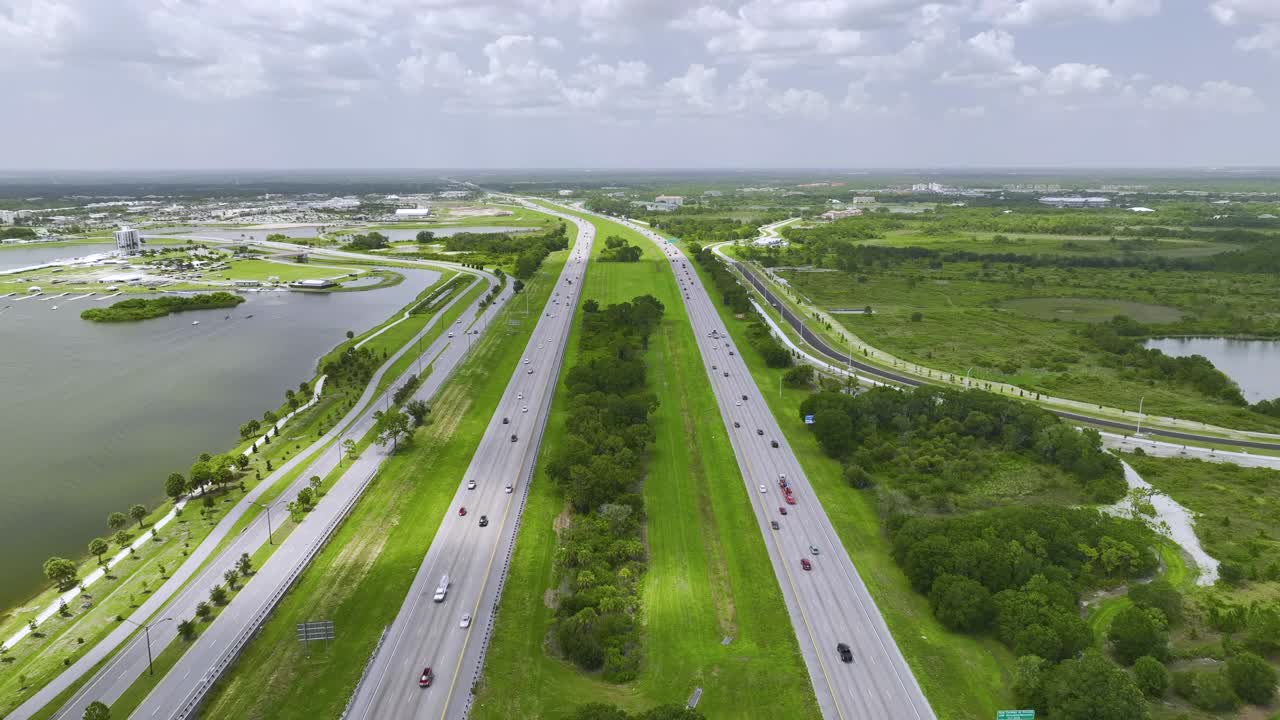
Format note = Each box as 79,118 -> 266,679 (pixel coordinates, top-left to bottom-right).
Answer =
13,258 -> 504,720
345,206 -> 592,720
588,206 -> 935,720
726,254 -> 1280,453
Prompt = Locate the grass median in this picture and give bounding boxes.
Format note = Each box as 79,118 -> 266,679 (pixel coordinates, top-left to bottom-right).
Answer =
472,211 -> 818,719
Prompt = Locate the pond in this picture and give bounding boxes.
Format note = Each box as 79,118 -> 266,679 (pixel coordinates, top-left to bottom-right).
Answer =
0,267 -> 439,607
1145,337 -> 1280,403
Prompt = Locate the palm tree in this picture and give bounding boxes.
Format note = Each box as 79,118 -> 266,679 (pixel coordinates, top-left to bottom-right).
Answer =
129,504 -> 147,528
107,512 -> 128,532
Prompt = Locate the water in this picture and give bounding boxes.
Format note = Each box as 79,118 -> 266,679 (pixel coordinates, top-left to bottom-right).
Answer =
0,268 -> 438,607
0,241 -> 183,273
1145,337 -> 1280,402
144,225 -> 534,243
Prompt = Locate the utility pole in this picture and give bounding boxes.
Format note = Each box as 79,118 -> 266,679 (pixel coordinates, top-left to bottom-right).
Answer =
122,617 -> 172,676
251,501 -> 276,545
1136,395 -> 1146,436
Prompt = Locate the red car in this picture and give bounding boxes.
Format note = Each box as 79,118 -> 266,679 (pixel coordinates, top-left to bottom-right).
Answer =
801,558 -> 812,571
784,493 -> 797,506
419,667 -> 434,687
458,506 -> 467,516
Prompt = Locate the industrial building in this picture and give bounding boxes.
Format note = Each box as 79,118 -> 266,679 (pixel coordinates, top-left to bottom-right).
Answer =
113,227 -> 142,254
1038,196 -> 1111,209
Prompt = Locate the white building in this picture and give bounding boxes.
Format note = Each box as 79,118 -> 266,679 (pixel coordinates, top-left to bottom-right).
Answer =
1129,207 -> 1156,213
654,195 -> 684,206
1039,196 -> 1110,209
557,189 -> 574,196
113,227 -> 142,254
394,208 -> 432,218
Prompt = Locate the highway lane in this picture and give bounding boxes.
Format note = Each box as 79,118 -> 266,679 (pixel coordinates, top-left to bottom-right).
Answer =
582,206 -> 934,720
15,262 -> 503,720
727,256 -> 1280,452
346,206 -> 592,720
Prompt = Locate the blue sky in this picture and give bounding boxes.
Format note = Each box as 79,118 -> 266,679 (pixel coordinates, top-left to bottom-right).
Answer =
1,0 -> 1276,168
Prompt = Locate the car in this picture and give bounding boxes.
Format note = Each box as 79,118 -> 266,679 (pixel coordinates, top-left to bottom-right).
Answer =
510,434 -> 518,442
723,371 -> 729,377
743,395 -> 749,401
460,614 -> 472,628
527,369 -> 533,374
502,417 -> 509,424
758,484 -> 767,493
447,332 -> 454,338
771,440 -> 779,448
733,421 -> 740,428
419,667 -> 434,687
458,506 -> 467,516
779,473 -> 786,482
729,350 -> 735,356
801,558 -> 812,571
523,358 -> 529,364
837,643 -> 853,663
518,392 -> 523,399
778,506 -> 787,515
522,406 -> 528,413
735,401 -> 741,407
770,520 -> 780,530
711,364 -> 717,370
505,484 -> 513,494
809,544 -> 820,555
479,515 -> 489,527
785,494 -> 797,505
757,429 -> 764,436
467,480 -> 476,490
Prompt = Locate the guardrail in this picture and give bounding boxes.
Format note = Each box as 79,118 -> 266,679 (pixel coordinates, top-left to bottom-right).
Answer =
340,625 -> 390,720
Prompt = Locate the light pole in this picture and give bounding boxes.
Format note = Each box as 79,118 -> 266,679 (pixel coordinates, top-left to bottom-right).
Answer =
1136,395 -> 1146,436
251,501 -> 276,545
963,367 -> 974,388
122,617 -> 172,676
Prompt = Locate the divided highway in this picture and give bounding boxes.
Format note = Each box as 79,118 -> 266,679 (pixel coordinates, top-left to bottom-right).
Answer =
588,207 -> 935,720
12,259 -> 504,720
345,207 -> 592,720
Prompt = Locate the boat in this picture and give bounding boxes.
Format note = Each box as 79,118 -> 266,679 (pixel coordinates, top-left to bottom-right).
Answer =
192,320 -> 200,325
51,306 -> 58,310
245,314 -> 254,319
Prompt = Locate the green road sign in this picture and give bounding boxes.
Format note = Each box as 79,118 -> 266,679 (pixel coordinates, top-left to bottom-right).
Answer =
996,711 -> 1035,720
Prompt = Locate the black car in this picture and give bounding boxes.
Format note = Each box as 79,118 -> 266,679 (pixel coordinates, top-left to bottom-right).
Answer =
479,515 -> 489,527
502,417 -> 509,424
837,643 -> 853,663
770,520 -> 780,530
756,429 -> 764,436
771,440 -> 779,448
733,421 -> 740,428
741,394 -> 747,401
510,434 -> 518,442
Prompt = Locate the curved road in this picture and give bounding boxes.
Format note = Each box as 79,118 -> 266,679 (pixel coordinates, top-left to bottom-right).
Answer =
345,206 -> 592,720
574,204 -> 934,720
726,255 -> 1280,452
10,255 -> 502,720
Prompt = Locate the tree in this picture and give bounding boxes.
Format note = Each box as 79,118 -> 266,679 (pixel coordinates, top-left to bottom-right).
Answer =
309,475 -> 323,494
236,552 -> 252,577
811,408 -> 853,457
929,574 -> 994,631
1128,578 -> 1182,626
107,512 -> 128,532
405,399 -> 431,425
415,230 -> 435,243
1108,605 -> 1168,664
1226,651 -> 1277,705
43,557 -> 78,590
195,601 -> 212,620
114,530 -> 132,549
1046,651 -> 1147,720
783,365 -> 815,389
224,568 -> 240,590
296,487 -> 315,509
1012,654 -> 1049,710
843,463 -> 873,489
239,419 -> 261,439
177,619 -> 197,641
1132,655 -> 1169,698
373,408 -> 411,451
209,584 -> 228,605
263,409 -> 279,424
88,538 -> 110,565
1190,667 -> 1240,711
566,704 -> 629,720
129,504 -> 148,528
83,700 -> 111,720
342,438 -> 357,462
165,472 -> 186,501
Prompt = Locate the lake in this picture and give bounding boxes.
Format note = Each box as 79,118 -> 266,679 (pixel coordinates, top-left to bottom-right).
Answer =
1145,337 -> 1280,403
0,267 -> 438,607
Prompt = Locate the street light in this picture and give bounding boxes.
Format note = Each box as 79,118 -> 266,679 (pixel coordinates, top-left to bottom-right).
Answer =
250,501 -> 277,545
963,367 -> 974,388
121,617 -> 172,676
1136,395 -> 1146,436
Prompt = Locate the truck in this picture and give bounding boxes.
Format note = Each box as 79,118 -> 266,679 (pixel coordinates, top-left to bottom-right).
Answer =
432,574 -> 450,603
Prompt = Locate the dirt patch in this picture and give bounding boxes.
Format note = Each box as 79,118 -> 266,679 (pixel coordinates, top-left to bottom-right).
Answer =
543,588 -> 560,610
553,504 -> 572,535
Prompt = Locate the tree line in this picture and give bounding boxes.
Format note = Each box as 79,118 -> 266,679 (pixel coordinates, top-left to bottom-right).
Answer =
544,295 -> 665,681
80,292 -> 245,322
599,235 -> 642,262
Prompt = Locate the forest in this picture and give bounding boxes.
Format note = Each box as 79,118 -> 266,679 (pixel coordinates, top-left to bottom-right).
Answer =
544,295 -> 665,681
80,291 -> 245,322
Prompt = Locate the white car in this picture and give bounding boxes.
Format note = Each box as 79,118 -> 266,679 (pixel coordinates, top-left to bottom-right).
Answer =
522,406 -> 528,413
460,614 -> 472,628
759,484 -> 767,493
505,484 -> 513,494
735,401 -> 741,407
523,358 -> 529,364
447,332 -> 454,338
518,392 -> 523,400
467,481 -> 476,490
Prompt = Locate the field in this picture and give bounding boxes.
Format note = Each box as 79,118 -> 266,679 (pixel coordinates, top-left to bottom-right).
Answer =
472,211 -> 819,719
779,261 -> 1280,431
686,246 -> 1015,719
866,230 -> 1236,259
195,242 -> 566,719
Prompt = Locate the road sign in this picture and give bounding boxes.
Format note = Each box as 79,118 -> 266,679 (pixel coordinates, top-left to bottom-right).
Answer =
296,620 -> 335,653
996,711 -> 1034,720
803,415 -> 814,425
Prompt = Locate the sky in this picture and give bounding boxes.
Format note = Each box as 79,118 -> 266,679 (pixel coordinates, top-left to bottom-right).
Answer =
1,0 -> 1277,169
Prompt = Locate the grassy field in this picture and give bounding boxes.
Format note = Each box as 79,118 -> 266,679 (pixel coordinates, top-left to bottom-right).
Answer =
472,212 -> 818,719
688,245 -> 1016,719
780,262 -> 1280,431
867,230 -> 1235,259
195,249 -> 565,719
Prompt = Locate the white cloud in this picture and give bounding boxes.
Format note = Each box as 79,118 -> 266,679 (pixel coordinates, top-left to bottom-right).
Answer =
0,0 -> 81,56
1036,62 -> 1113,95
1145,80 -> 1263,112
978,0 -> 1161,25
1211,0 -> 1280,56
768,87 -> 830,117
946,104 -> 987,117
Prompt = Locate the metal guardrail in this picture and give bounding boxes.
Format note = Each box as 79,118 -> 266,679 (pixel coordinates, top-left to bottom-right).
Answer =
340,624 -> 390,720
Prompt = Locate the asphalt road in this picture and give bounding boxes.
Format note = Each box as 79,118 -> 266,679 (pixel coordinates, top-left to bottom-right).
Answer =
605,210 -> 936,720
13,259 -> 503,720
730,259 -> 1280,452
345,207 -> 593,720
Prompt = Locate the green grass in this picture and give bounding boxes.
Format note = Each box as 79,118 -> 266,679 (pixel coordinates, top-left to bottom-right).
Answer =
195,248 -> 566,719
778,262 -> 1280,432
868,230 -> 1233,259
472,211 -> 818,719
687,245 -> 1016,720
211,258 -> 349,283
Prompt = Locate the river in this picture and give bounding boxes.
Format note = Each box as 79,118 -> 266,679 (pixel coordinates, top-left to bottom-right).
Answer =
1145,337 -> 1280,403
0,267 -> 438,607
